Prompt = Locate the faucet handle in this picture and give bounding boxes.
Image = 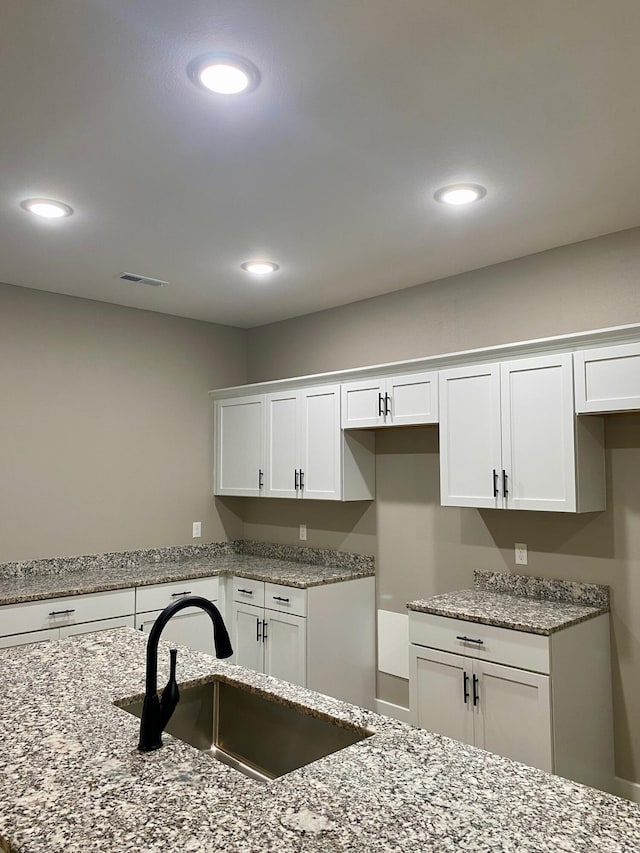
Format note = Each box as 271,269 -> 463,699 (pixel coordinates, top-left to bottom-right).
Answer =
159,648 -> 180,729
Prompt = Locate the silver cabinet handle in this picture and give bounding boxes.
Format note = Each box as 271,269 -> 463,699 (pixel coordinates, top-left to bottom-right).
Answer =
456,635 -> 484,645
49,609 -> 75,616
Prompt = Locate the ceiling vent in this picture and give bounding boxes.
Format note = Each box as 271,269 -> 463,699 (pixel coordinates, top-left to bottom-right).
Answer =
119,272 -> 168,287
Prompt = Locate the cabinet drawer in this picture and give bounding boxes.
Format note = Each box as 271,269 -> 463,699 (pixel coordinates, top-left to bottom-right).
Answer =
0,588 -> 135,637
232,576 -> 265,607
265,582 -> 307,617
135,576 -> 219,614
408,611 -> 550,674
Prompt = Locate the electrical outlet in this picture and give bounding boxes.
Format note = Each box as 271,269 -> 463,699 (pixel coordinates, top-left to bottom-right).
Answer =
192,521 -> 202,538
299,524 -> 307,541
515,543 -> 527,565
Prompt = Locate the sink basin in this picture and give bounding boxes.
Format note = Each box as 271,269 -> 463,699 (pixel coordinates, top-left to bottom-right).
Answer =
119,676 -> 373,783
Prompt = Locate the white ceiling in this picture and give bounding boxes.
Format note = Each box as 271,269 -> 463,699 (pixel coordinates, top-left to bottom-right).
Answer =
2,1 -> 639,328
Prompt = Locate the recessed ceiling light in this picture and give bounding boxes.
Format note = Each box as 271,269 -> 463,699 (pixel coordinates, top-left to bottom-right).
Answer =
241,260 -> 279,275
187,52 -> 260,95
20,198 -> 74,218
434,184 -> 487,205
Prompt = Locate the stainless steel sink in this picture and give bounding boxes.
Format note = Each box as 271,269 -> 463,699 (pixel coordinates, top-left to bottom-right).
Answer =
119,677 -> 373,783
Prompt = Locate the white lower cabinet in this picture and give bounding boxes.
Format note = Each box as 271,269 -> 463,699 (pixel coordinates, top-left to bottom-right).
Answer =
409,610 -> 615,792
410,646 -> 552,771
134,576 -> 221,656
230,579 -> 307,687
230,574 -> 376,708
0,588 -> 136,648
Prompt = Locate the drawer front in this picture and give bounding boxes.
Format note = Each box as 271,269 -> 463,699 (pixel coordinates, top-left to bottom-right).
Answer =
136,576 -> 219,614
0,588 -> 135,637
232,576 -> 265,607
408,611 -> 550,674
265,582 -> 307,617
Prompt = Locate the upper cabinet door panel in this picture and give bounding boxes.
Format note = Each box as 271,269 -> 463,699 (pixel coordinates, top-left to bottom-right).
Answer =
266,391 -> 299,498
501,355 -> 576,511
214,395 -> 265,496
299,384 -> 342,500
341,379 -> 385,428
574,342 -> 640,413
439,364 -> 502,508
387,371 -> 438,425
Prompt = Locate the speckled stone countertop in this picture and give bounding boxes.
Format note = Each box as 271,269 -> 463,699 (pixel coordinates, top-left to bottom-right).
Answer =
407,570 -> 610,636
1,629 -> 639,853
0,541 -> 375,606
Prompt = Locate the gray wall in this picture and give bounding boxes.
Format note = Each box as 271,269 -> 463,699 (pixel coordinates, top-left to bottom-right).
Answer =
243,227 -> 640,785
0,283 -> 246,562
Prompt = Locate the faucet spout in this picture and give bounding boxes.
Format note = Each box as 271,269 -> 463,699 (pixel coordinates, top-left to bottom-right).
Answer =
138,595 -> 233,752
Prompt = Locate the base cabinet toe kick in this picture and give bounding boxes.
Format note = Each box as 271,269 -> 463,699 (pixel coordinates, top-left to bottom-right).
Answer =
408,610 -> 615,793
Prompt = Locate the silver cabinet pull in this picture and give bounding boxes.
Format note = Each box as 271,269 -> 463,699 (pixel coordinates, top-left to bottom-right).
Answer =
456,635 -> 484,645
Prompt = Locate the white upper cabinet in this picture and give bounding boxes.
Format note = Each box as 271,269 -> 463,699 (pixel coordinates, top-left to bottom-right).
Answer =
439,354 -> 605,512
574,341 -> 640,413
214,395 -> 266,496
260,384 -> 373,501
341,371 -> 438,429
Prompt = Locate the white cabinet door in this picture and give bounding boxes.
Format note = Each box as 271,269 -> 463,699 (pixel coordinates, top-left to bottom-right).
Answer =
341,378 -> 386,428
409,646 -> 474,746
299,384 -> 341,500
137,610 -> 216,656
387,372 -> 438,426
0,628 -> 59,649
266,390 -> 299,498
214,395 -> 266,496
60,615 -> 135,638
264,610 -> 307,687
439,363 -> 502,508
473,659 -> 553,772
574,342 -> 640,413
500,354 -> 576,511
231,601 -> 264,672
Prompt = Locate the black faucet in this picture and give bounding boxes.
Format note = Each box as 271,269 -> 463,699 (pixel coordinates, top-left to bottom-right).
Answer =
138,595 -> 233,752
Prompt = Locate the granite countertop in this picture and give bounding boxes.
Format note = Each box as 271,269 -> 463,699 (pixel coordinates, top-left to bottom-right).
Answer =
407,570 -> 610,636
1,628 -> 639,853
0,542 -> 375,607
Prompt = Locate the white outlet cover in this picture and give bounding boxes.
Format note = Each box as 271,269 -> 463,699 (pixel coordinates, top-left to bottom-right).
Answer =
299,524 -> 307,541
193,521 -> 202,538
515,543 -> 527,565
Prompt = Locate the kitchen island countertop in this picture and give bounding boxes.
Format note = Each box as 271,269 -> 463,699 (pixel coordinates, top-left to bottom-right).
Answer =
1,628 -> 639,853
